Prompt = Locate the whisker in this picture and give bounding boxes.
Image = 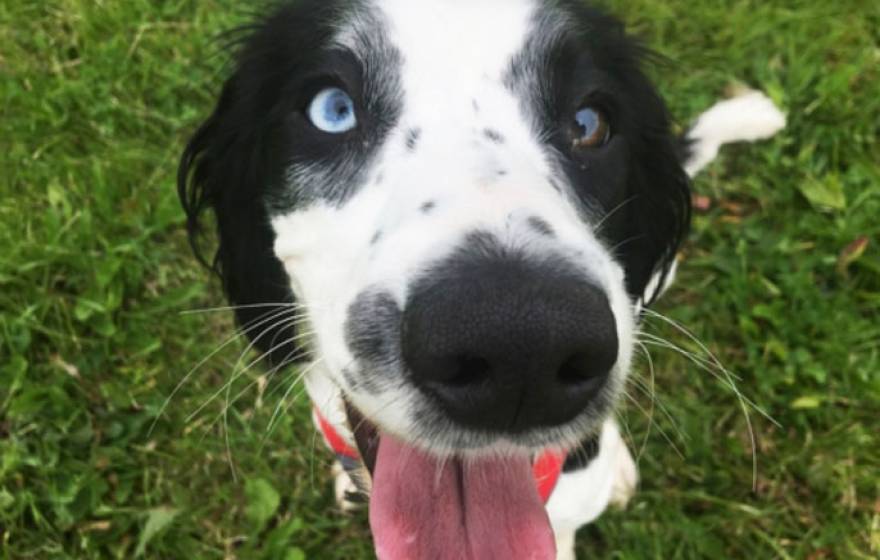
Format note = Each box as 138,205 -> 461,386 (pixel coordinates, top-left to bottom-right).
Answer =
199,346 -> 312,446
246,348 -> 315,427
221,320 -> 312,482
260,374 -> 324,449
607,234 -> 645,256
180,302 -> 307,316
628,371 -> 688,444
637,335 -> 760,489
638,330 -> 742,381
187,325 -> 315,423
615,399 -> 638,462
222,316 -> 302,473
148,305 -> 301,436
594,195 -> 637,236
622,391 -> 685,459
263,358 -> 326,440
636,333 -> 774,425
258,336 -> 328,405
640,309 -> 780,490
631,341 -> 657,461
222,340 -> 311,423
641,309 -> 754,394
199,344 -> 311,440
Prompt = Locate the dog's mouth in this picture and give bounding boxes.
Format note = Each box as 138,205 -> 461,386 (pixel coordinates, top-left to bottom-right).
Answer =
345,401 -> 381,475
344,402 -> 557,560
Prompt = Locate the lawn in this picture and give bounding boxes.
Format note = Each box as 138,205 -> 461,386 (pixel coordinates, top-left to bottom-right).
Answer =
1,0 -> 878,558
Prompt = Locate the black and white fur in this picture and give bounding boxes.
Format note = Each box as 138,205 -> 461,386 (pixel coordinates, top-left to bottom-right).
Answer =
179,1 -> 785,557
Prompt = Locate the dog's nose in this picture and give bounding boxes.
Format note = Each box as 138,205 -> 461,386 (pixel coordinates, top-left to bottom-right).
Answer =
402,240 -> 618,433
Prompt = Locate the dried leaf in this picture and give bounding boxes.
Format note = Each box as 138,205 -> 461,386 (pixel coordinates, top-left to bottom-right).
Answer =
836,236 -> 869,277
693,194 -> 712,212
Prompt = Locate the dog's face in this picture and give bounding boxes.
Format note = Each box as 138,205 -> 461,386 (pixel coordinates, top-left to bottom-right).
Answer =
182,0 -> 687,511
182,0 -> 689,450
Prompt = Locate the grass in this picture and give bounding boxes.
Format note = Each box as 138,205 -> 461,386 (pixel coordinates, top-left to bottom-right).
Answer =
1,0 -> 878,558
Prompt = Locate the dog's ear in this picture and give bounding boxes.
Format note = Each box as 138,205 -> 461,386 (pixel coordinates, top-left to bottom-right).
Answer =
177,1 -> 353,366
594,34 -> 691,306
178,72 -> 303,367
617,101 -> 692,306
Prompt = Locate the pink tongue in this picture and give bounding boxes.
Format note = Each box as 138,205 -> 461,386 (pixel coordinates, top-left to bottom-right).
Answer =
369,435 -> 557,560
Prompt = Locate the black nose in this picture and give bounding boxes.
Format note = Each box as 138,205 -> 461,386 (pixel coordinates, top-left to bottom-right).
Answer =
402,241 -> 618,433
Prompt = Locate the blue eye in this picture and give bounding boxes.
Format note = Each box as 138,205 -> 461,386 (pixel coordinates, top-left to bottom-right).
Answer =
573,106 -> 610,148
307,87 -> 357,133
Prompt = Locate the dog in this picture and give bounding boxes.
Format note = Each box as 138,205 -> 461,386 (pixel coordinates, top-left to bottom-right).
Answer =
178,1 -> 785,558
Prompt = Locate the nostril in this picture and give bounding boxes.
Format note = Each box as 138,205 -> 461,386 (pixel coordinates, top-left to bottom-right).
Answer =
449,355 -> 491,386
414,354 -> 492,389
557,352 -> 603,385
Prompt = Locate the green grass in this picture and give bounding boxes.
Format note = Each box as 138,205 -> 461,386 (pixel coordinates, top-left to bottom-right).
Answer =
1,0 -> 878,558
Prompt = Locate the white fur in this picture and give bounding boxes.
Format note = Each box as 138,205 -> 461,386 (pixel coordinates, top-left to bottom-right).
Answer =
545,421 -> 636,559
545,421 -> 635,539
554,529 -> 577,560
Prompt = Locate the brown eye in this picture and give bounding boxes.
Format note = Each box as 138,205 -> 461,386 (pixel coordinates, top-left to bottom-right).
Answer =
572,106 -> 611,149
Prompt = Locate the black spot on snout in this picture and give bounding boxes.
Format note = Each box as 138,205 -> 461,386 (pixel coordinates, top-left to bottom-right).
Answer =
405,128 -> 421,152
371,231 -> 383,246
527,216 -> 555,237
483,128 -> 505,144
345,290 -> 403,380
420,201 -> 437,214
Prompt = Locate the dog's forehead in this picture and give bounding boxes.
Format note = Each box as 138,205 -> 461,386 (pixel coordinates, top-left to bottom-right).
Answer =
337,0 -> 564,107
363,0 -> 538,78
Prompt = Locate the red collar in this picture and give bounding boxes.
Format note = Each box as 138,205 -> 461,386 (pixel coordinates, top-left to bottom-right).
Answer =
315,408 -> 565,503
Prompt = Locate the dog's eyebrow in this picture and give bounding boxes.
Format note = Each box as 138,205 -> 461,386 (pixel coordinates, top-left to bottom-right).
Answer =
334,6 -> 405,112
501,6 -> 573,124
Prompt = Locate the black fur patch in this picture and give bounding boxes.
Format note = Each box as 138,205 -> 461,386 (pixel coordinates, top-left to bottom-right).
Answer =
562,432 -> 601,472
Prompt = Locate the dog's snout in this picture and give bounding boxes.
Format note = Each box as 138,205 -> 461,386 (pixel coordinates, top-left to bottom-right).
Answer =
402,242 -> 618,433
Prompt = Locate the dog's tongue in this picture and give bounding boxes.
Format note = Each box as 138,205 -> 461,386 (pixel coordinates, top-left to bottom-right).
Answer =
369,435 -> 556,560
